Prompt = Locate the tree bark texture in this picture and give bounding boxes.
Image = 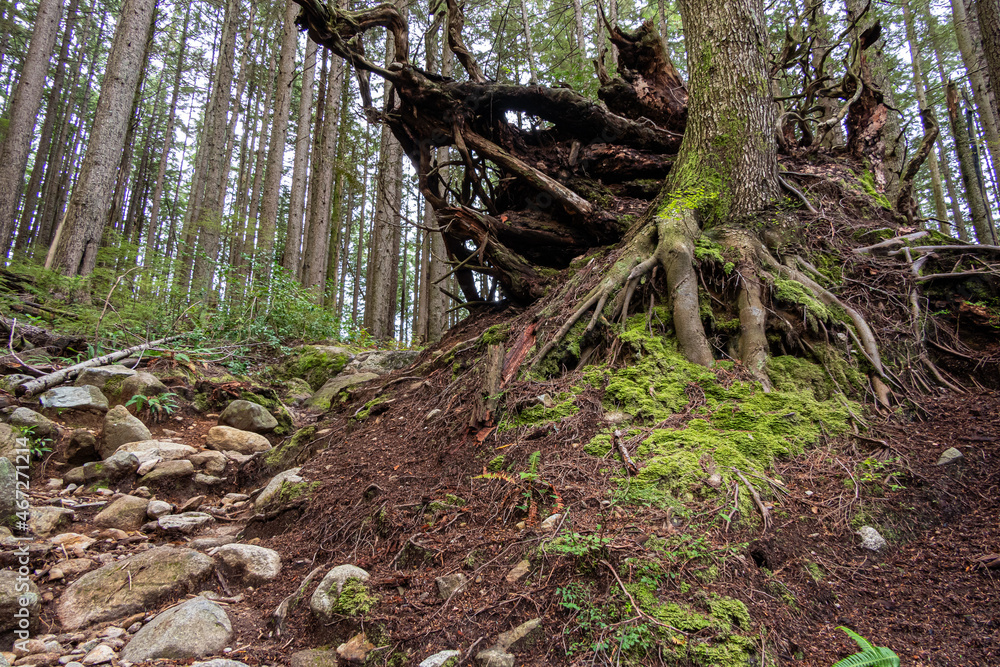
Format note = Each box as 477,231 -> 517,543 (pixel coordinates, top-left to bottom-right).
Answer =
282,37 -> 317,277
45,0 -> 155,278
947,81 -> 993,244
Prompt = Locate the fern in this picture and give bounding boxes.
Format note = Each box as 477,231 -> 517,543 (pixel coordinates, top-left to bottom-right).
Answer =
474,470 -> 520,485
830,627 -> 899,667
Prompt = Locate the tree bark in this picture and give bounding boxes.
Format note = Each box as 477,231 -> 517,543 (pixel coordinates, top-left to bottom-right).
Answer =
45,0 -> 155,279
0,0 -> 64,253
946,81 -> 993,244
282,38 -> 317,278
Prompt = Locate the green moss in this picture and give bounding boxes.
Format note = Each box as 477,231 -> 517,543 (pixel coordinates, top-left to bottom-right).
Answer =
487,455 -> 506,471
480,324 -> 511,346
283,346 -> 352,391
589,313 -> 856,509
770,276 -> 844,331
501,391 -> 580,431
765,579 -> 799,610
264,426 -> 318,470
239,390 -> 293,435
352,396 -> 388,421
857,170 -> 892,209
277,480 -> 320,504
331,578 -> 379,616
806,561 -> 824,583
766,347 -> 864,401
428,494 -> 466,512
192,393 -> 211,414
694,236 -> 726,264
530,320 -> 588,380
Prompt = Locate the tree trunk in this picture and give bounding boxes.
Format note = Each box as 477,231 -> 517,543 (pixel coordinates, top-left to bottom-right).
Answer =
45,0 -> 155,279
0,0 -> 64,253
947,82 -> 993,244
282,38 -> 317,278
518,0 -> 538,84
952,0 -> 1000,191
188,0 -> 239,298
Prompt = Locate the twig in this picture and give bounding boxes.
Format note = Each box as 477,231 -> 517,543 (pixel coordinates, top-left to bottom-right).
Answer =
730,468 -> 770,531
600,560 -> 689,635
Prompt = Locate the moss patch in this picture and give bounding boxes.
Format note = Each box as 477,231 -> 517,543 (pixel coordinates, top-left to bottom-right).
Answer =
281,346 -> 352,391
501,391 -> 581,431
264,426 -> 318,471
331,577 -> 379,616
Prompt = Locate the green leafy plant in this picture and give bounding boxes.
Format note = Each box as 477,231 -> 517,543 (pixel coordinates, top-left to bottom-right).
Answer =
16,425 -> 52,459
126,392 -> 180,422
830,627 -> 899,667
857,457 -> 906,493
474,450 -> 563,523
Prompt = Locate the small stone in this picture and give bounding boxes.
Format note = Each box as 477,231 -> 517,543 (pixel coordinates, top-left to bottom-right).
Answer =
14,653 -> 60,666
13,640 -> 45,658
100,407 -> 151,459
505,559 -> 531,584
424,409 -> 442,422
46,478 -> 63,490
188,451 -> 227,475
205,426 -> 271,455
189,536 -> 236,550
136,459 -> 159,476
474,648 -> 514,667
540,513 -> 563,531
178,495 -> 205,513
81,645 -> 115,665
126,622 -> 142,633
336,633 -> 374,664
212,543 -> 282,585
936,447 -> 964,465
157,512 -> 214,534
418,650 -> 461,667
132,486 -> 151,498
29,506 -> 75,537
141,459 -> 195,484
495,617 -> 543,652
310,565 -> 371,620
146,500 -> 172,519
221,493 -> 249,505
857,526 -> 888,552
435,573 -> 468,600
93,495 -> 149,531
193,473 -> 224,487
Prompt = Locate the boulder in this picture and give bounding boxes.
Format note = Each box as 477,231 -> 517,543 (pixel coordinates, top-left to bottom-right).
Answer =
254,467 -> 305,511
120,596 -> 231,662
74,366 -> 136,392
346,350 -> 419,375
115,440 -> 197,465
99,406 -> 151,458
218,400 -> 277,434
157,512 -> 214,534
0,374 -> 33,394
189,450 -> 227,475
281,378 -> 314,406
28,506 -> 75,536
0,569 -> 40,633
57,546 -> 214,630
117,372 -> 168,403
64,430 -> 99,464
140,459 -> 195,484
305,373 -> 379,411
93,495 -> 149,531
64,451 -> 140,486
283,345 -> 355,391
310,565 -> 371,620
0,424 -> 18,459
39,386 -> 109,412
8,408 -> 59,441
212,543 -> 282,585
205,426 -> 271,455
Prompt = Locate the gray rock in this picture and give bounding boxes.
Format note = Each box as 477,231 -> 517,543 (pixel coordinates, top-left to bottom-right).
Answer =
116,439 -> 197,465
189,536 -> 235,551
191,661 -> 251,667
66,451 -> 140,486
99,406 -> 151,459
157,512 -> 214,534
219,400 -> 278,434
146,500 -> 173,519
281,378 -> 314,406
64,430 -> 99,464
289,649 -> 339,667
540,513 -> 563,531
141,459 -> 195,484
0,568 -> 40,633
857,526 -> 888,552
189,450 -> 227,475
205,426 -> 271,455
57,546 -> 214,630
28,506 -> 75,536
419,650 -> 461,667
117,372 -> 168,403
495,617 -> 543,652
0,374 -> 33,394
81,644 -> 116,665
0,423 -> 18,459
193,473 -> 225,487
74,366 -> 137,392
120,596 -> 232,662
435,573 -> 468,600
212,544 -> 282,585
305,373 -> 379,411
39,386 -> 109,412
310,564 -> 370,620
346,350 -> 419,375
475,649 -> 514,667
0,457 -> 16,529
254,467 -> 304,511
937,447 -> 964,465
93,495 -> 149,531
9,407 -> 60,441
505,559 -> 531,584
283,345 -> 355,391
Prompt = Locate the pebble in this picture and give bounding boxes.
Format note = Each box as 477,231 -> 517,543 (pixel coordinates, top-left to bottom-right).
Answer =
81,644 -> 116,665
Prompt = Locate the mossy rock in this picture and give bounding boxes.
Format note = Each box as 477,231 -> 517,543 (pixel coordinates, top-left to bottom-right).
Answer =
238,390 -> 293,436
282,345 -> 354,391
264,426 -> 321,471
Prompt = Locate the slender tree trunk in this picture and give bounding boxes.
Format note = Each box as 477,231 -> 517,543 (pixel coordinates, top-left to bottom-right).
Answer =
0,0 -> 64,254
245,49 -> 277,290
45,0 -> 155,279
282,38 -> 317,277
352,128 -> 372,327
145,0 -> 191,264
188,0 -> 239,298
258,0 -> 299,281
518,0 -> 538,84
573,0 -> 587,65
952,0 -> 1000,189
947,82 -> 992,243
979,0 -> 1000,122
325,79 -> 353,307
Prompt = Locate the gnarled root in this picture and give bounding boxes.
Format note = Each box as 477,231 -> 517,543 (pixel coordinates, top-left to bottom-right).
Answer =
719,229 -> 772,390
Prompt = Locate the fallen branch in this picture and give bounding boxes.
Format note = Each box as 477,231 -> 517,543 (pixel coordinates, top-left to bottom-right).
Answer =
269,565 -> 323,637
613,429 -> 639,475
731,468 -> 770,531
853,231 -> 929,255
16,334 -> 184,397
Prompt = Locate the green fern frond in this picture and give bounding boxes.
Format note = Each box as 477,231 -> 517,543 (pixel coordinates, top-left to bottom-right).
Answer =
527,450 -> 541,474
474,470 -> 520,486
831,627 -> 899,667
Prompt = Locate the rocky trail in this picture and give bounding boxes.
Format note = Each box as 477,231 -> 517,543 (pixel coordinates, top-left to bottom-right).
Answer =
1,331 -> 998,667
